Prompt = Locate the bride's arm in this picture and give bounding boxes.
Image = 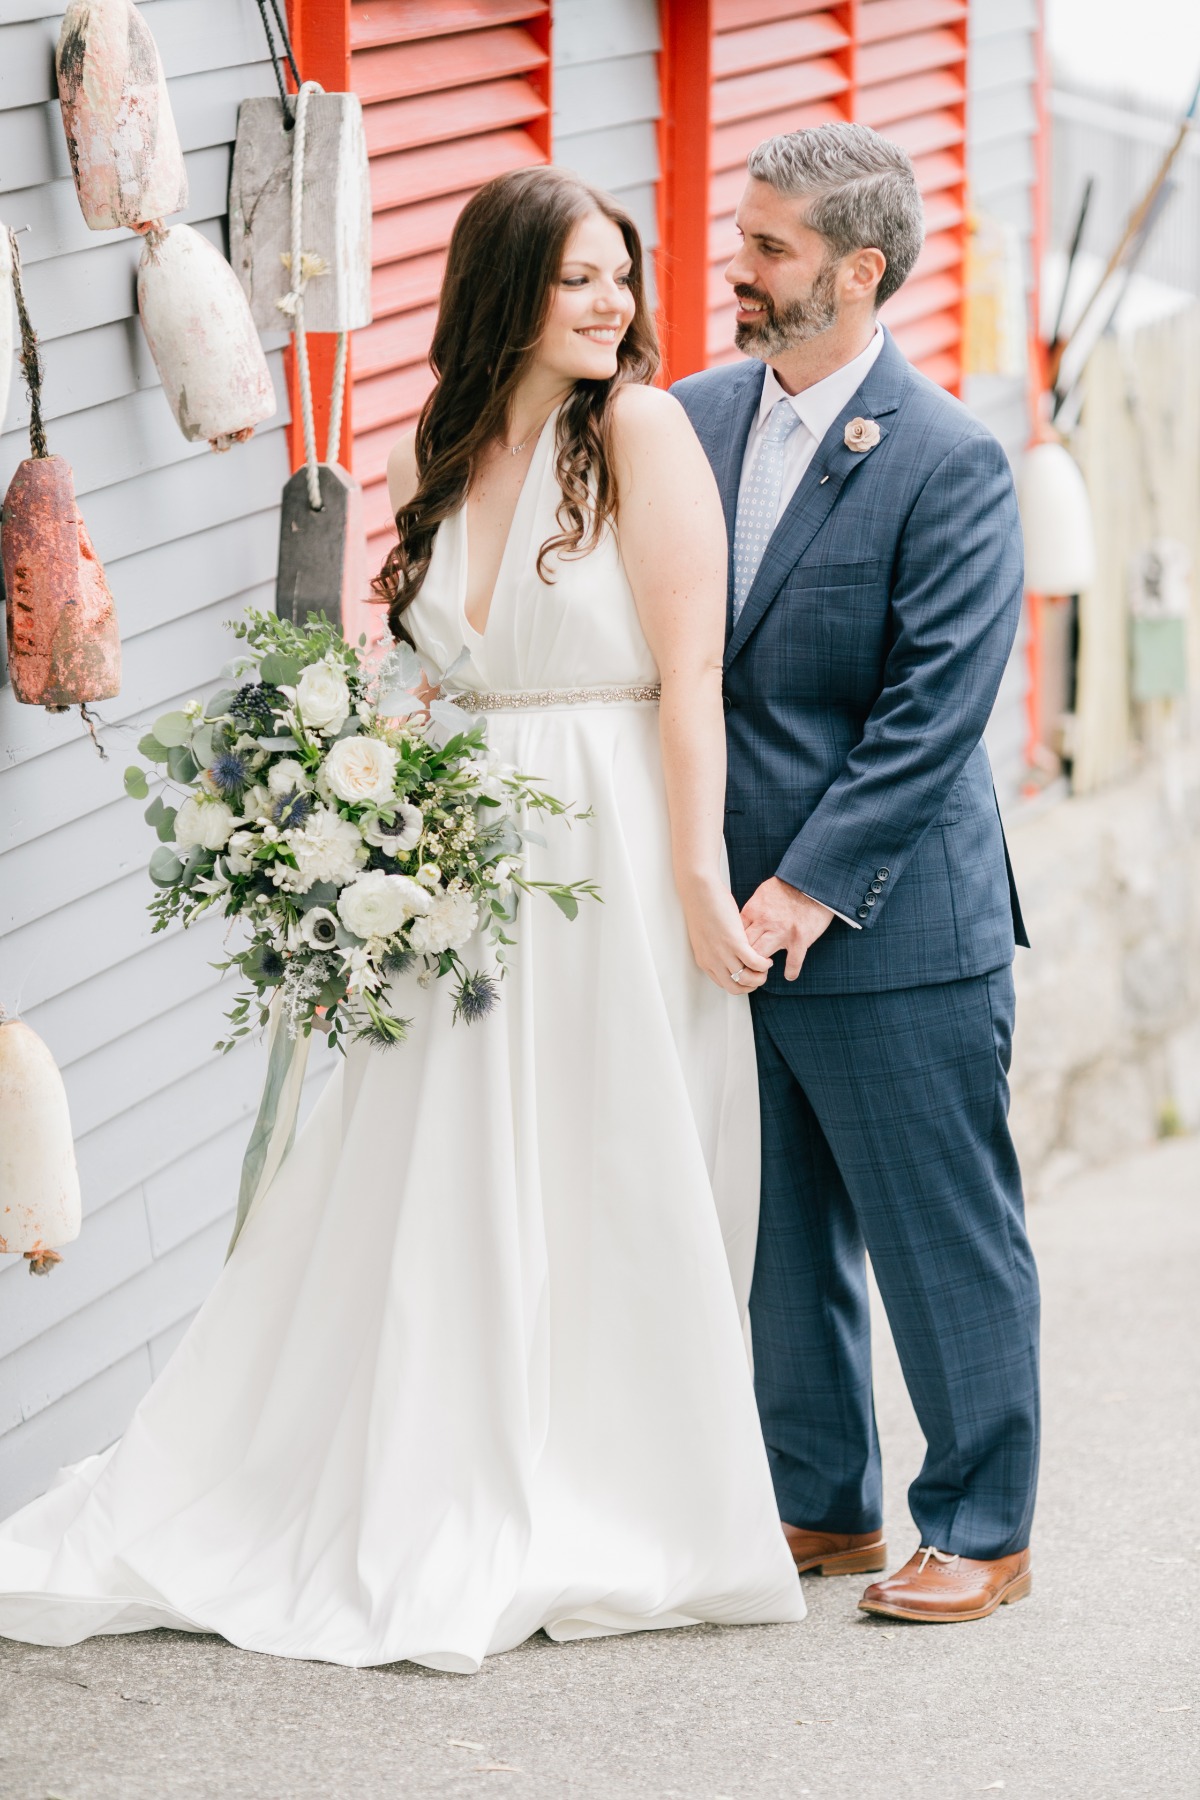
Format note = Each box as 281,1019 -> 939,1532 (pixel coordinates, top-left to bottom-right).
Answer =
612,386 -> 770,995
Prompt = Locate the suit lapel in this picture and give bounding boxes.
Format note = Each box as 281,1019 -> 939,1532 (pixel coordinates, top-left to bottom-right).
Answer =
724,329 -> 909,669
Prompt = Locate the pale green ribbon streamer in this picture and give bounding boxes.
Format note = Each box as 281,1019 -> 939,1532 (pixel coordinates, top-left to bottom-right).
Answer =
226,997 -> 312,1259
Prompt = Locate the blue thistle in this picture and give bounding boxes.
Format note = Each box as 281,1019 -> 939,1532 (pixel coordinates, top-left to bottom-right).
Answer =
209,750 -> 250,799
453,970 -> 499,1026
271,790 -> 314,831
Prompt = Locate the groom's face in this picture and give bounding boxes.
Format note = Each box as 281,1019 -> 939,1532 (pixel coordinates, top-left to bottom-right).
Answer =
725,178 -> 844,357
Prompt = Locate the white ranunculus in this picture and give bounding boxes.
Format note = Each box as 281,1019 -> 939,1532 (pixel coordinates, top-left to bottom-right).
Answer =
362,802 -> 423,857
299,906 -> 341,949
268,757 -> 310,796
325,735 -> 399,806
175,794 -> 236,851
337,870 -> 431,941
294,660 -> 350,733
415,863 -> 442,888
224,829 -> 257,875
408,888 -> 479,956
287,804 -> 365,888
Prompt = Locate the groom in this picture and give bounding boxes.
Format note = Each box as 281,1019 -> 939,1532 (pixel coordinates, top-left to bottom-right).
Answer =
673,123 -> 1040,1623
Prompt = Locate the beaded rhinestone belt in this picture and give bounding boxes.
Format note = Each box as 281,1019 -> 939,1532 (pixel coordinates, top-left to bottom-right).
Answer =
450,683 -> 661,712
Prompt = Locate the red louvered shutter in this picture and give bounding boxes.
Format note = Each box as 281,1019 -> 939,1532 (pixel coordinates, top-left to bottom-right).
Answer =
349,0 -> 552,574
665,0 -> 967,393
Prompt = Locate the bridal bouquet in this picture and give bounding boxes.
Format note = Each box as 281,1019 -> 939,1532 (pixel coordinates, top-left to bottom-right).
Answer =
124,610 -> 599,1057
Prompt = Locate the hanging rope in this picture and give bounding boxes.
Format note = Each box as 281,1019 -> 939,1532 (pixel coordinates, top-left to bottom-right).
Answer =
276,81 -> 349,512
8,228 -> 48,461
254,0 -> 301,119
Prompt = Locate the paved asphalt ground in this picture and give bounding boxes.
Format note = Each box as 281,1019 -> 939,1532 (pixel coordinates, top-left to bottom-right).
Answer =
1,1135 -> 1196,1800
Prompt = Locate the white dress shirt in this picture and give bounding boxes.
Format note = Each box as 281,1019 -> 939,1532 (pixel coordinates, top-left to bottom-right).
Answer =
735,326 -> 885,932
737,325 -> 886,526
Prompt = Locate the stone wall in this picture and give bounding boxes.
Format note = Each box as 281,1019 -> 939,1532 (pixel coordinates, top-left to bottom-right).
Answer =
1007,739 -> 1200,1193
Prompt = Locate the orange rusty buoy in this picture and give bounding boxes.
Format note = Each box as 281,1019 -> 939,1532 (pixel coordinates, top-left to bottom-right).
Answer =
56,0 -> 188,232
2,455 -> 121,710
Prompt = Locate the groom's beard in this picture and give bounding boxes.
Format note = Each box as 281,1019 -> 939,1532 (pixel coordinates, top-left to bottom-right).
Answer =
733,259 -> 840,358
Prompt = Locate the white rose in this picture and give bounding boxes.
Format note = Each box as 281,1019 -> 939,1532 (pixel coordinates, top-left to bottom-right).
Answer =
415,863 -> 442,888
175,794 -> 236,851
268,758 -> 310,796
408,889 -> 478,956
299,906 -> 340,949
325,735 -> 399,806
294,661 -> 350,733
337,870 -> 431,940
362,802 -> 423,857
240,783 -> 270,823
287,804 -> 365,888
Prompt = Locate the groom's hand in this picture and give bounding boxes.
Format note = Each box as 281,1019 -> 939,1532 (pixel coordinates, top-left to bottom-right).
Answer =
741,878 -> 834,982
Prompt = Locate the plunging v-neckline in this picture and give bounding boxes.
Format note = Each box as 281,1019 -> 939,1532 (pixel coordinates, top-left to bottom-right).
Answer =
461,408 -> 559,642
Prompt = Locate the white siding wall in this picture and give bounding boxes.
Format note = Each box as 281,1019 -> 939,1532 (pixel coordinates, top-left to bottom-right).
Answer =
551,0 -> 661,305
0,0 -> 329,1514
967,0 -> 1040,804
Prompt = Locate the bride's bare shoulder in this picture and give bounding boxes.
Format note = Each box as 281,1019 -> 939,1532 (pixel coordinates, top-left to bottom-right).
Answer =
386,430 -> 419,515
610,383 -> 701,469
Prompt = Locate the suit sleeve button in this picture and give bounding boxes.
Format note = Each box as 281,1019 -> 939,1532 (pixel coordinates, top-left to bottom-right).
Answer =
876,867 -> 890,880
857,906 -> 870,920
722,694 -> 732,713
865,894 -> 876,906
870,882 -> 882,894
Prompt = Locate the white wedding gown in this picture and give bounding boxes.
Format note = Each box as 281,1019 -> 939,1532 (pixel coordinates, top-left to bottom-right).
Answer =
0,413 -> 803,1670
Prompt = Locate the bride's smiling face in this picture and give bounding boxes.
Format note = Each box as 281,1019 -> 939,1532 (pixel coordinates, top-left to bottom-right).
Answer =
537,211 -> 637,383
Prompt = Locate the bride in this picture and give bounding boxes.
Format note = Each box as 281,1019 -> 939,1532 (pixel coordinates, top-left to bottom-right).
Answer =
0,167 -> 803,1670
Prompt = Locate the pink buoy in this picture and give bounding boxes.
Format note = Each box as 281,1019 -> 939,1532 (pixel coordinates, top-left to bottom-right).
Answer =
56,0 -> 188,232
137,225 -> 276,451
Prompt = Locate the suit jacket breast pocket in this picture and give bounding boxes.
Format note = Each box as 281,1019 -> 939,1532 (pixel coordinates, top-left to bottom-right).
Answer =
804,562 -> 889,703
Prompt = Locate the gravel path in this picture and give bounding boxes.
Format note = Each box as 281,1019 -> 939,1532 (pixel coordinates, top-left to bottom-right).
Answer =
1,1135 -> 1196,1800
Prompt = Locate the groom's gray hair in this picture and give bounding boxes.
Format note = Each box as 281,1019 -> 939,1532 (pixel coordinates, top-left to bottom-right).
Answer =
747,123 -> 924,308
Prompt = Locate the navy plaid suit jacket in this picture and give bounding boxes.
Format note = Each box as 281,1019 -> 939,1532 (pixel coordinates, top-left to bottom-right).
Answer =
672,328 -> 1029,997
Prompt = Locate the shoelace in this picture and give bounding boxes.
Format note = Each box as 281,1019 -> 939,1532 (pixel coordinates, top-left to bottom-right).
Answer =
916,1545 -> 961,1573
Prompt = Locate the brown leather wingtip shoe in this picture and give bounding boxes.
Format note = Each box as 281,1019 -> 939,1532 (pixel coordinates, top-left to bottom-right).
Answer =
782,1523 -> 888,1576
858,1545 -> 1032,1622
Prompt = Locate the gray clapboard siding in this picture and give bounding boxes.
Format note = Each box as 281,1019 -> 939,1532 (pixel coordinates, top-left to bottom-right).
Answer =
1,0 -> 267,111
0,0 -> 310,1510
0,60 -> 278,195
552,0 -> 660,64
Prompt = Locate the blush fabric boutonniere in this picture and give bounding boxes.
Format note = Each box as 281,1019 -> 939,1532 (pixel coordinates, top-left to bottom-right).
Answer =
844,417 -> 881,453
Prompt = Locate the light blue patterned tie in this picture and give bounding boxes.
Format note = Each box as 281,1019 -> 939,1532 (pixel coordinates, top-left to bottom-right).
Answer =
733,399 -> 803,622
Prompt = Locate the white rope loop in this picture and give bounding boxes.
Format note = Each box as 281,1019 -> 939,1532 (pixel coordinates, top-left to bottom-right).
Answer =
277,81 -> 348,510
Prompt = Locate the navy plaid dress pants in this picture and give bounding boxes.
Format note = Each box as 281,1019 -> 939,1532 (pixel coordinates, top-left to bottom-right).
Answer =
749,966 -> 1040,1559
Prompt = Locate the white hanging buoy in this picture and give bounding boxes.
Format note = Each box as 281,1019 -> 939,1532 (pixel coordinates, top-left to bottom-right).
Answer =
137,225 -> 276,451
230,93 -> 372,334
1017,439 -> 1097,595
0,223 -> 12,428
0,1016 -> 82,1274
56,0 -> 188,232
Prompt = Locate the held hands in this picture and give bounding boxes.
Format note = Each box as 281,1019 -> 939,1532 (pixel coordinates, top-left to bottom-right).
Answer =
683,876 -> 773,995
741,876 -> 834,982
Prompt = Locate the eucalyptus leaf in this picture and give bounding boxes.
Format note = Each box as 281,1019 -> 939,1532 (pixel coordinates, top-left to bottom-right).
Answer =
167,745 -> 200,783
548,890 -> 579,921
191,724 -> 215,766
206,688 -> 235,719
148,846 -> 184,887
156,805 -> 178,844
137,733 -> 170,763
179,845 -> 208,888
259,653 -> 303,687
333,716 -> 363,741
153,710 -> 194,747
144,794 -> 167,828
258,735 -> 298,752
377,689 -> 424,717
124,766 -> 149,799
295,882 -> 338,912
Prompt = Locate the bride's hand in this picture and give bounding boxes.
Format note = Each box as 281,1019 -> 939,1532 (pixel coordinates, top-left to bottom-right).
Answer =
682,877 -> 773,995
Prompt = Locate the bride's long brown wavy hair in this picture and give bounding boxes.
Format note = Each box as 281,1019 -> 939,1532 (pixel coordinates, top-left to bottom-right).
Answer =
372,166 -> 659,645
